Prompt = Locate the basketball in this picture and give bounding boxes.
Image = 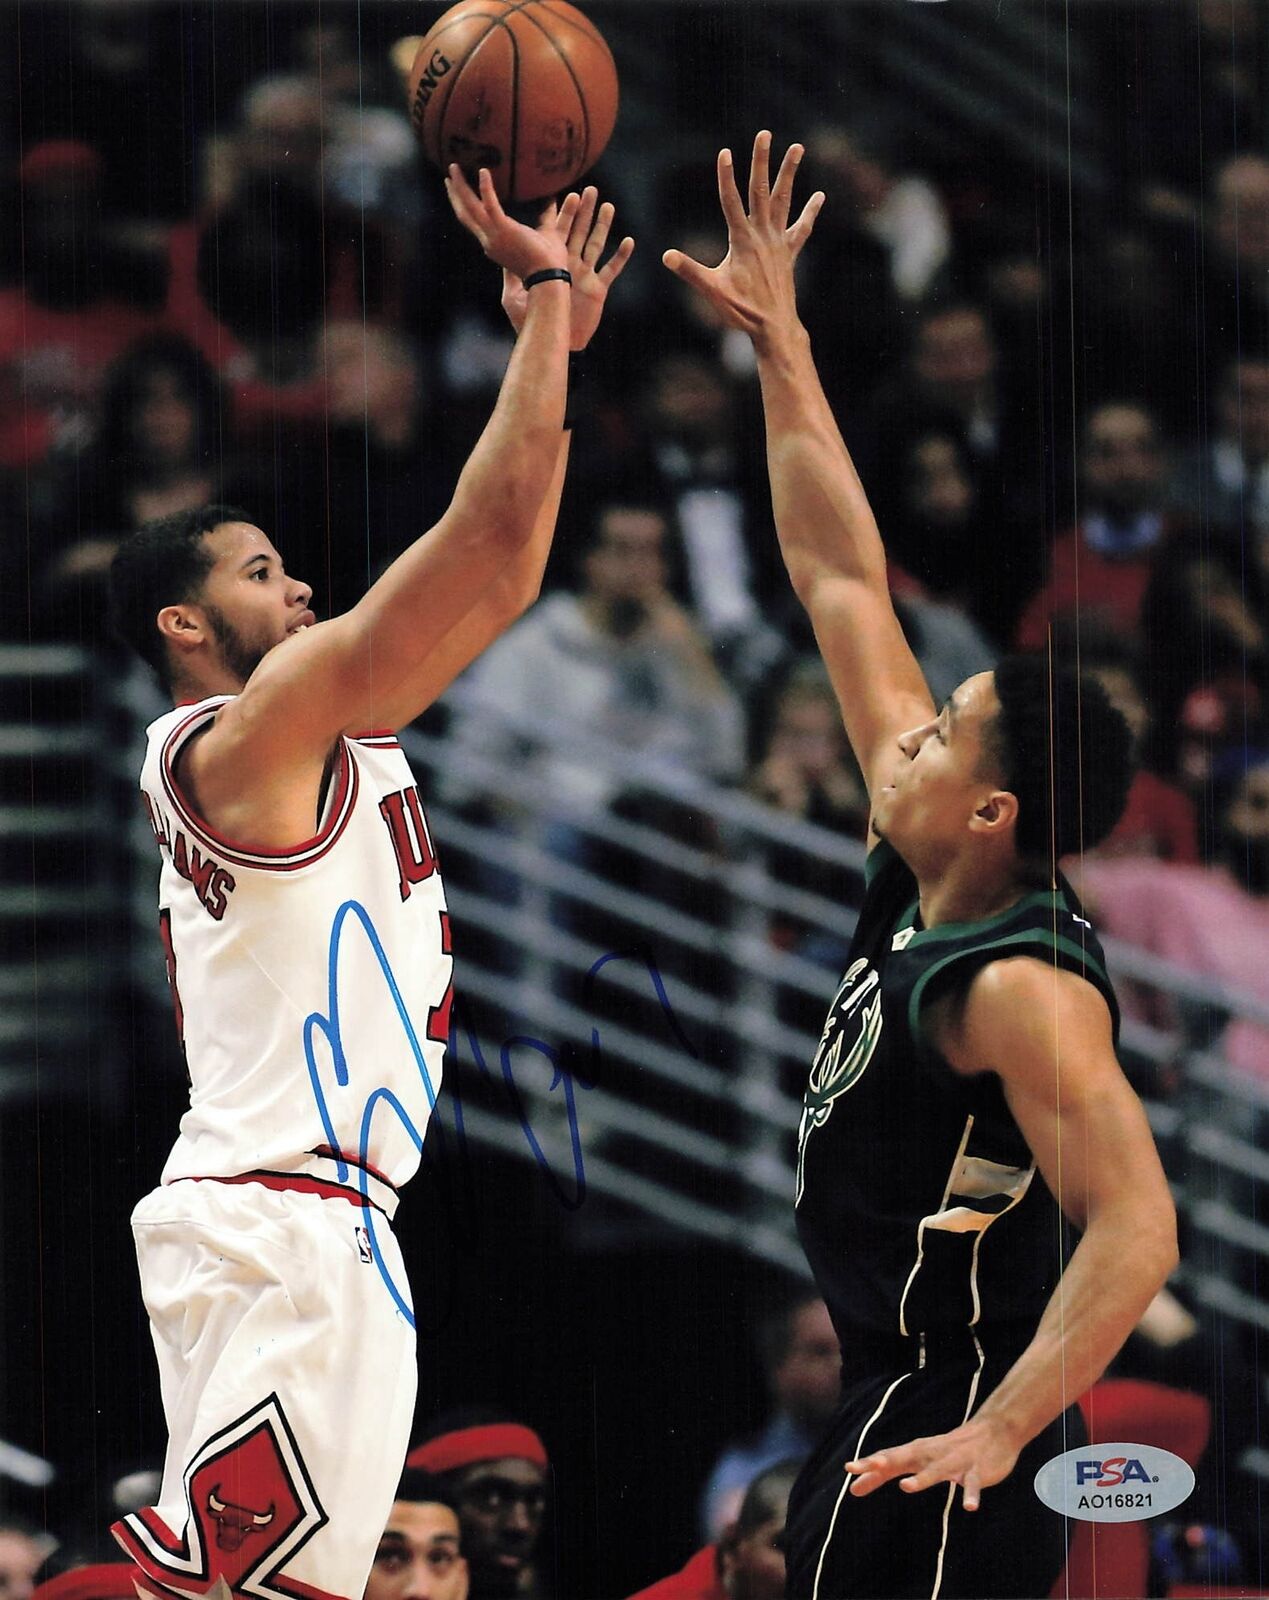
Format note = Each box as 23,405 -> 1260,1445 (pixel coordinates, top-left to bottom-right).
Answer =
407,1 -> 619,204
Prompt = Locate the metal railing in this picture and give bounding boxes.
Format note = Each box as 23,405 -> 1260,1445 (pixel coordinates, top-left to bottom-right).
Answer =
10,654 -> 1266,1499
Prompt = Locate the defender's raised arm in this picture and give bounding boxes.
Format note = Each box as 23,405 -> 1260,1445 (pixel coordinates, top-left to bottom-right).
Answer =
664,131 -> 934,806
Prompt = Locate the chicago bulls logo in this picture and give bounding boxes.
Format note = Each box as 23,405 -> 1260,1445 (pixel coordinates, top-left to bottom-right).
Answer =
112,1395 -> 328,1599
205,1486 -> 276,1552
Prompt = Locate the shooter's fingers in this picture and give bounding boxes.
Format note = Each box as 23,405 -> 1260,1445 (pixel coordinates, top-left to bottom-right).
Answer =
597,233 -> 635,285
582,199 -> 614,265
567,186 -> 599,254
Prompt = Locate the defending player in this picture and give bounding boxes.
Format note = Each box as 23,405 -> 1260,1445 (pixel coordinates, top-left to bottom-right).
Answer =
664,133 -> 1178,1599
105,170 -> 631,1600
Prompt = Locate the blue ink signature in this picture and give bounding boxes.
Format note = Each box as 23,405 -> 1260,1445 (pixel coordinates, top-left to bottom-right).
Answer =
304,902 -> 696,1330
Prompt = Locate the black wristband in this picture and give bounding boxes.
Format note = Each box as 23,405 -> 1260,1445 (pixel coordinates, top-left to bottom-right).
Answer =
563,350 -> 585,432
524,267 -> 572,290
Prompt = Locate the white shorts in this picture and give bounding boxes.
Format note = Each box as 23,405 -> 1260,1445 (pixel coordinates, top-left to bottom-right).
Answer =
111,1178 -> 417,1600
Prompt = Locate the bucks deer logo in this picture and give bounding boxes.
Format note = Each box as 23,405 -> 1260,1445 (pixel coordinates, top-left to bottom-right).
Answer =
796,958 -> 883,1205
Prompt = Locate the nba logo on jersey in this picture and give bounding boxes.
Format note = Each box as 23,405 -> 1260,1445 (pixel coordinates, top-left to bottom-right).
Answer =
355,1226 -> 373,1263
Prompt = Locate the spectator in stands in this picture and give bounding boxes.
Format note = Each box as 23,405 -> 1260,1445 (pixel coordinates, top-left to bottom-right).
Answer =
0,141 -> 164,469
445,499 -> 745,821
1139,532 -> 1268,758
750,662 -> 868,965
1080,753 -> 1269,1080
898,303 -> 1003,465
699,1292 -> 838,1542
805,118 -> 952,306
629,1458 -> 802,1600
406,1412 -> 549,1600
24,333 -> 309,651
751,662 -> 868,839
1079,640 -> 1199,864
582,348 -> 785,692
1206,153 -> 1269,362
1016,399 -> 1176,654
365,1468 -> 468,1600
31,334 -> 229,623
0,1520 -> 48,1600
1171,351 -> 1269,543
878,429 -> 979,606
304,318 -> 448,621
867,300 -> 1048,623
33,0 -> 192,221
1170,684 -> 1267,846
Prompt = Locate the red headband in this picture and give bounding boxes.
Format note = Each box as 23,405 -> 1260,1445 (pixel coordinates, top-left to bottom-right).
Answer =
407,1423 -> 548,1475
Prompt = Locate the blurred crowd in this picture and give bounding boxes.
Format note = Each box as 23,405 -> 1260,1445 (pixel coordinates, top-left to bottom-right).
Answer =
3,1 -> 1269,1593
7,2 -> 1267,1073
3,1288 -> 1243,1598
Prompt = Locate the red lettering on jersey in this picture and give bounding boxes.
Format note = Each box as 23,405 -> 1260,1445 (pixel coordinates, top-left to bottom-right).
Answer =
171,830 -> 236,921
426,911 -> 453,1044
379,786 -> 438,901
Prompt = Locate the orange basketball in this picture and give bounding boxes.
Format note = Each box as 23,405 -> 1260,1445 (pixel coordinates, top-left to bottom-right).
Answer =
407,1 -> 618,203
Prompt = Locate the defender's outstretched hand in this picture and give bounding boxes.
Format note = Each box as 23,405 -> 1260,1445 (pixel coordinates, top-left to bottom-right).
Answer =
662,130 -> 824,350
844,1414 -> 1022,1512
445,163 -> 575,283
501,185 -> 635,350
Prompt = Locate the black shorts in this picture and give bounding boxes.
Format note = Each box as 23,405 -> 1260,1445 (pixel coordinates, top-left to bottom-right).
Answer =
784,1326 -> 1085,1600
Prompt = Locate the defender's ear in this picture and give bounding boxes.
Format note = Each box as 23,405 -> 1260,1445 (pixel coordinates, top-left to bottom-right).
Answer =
970,788 -> 1019,836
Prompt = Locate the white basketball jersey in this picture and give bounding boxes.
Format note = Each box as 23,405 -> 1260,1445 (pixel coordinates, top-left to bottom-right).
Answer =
139,696 -> 452,1204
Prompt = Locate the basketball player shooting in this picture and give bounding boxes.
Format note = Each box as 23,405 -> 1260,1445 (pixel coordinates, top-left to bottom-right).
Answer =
664,132 -> 1178,1599
104,170 -> 631,1600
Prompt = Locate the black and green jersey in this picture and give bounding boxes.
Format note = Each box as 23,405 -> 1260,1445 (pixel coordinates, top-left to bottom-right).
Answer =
794,839 -> 1119,1343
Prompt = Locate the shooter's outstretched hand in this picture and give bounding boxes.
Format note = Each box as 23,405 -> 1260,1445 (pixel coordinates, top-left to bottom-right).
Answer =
501,185 -> 635,351
445,162 -> 574,284
662,130 -> 824,351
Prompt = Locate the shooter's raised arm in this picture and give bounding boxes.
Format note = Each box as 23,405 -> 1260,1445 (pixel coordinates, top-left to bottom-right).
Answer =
663,131 -> 935,808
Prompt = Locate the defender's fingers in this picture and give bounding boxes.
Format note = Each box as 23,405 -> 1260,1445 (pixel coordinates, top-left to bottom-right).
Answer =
662,247 -> 711,290
597,234 -> 635,285
786,190 -> 826,259
770,139 -> 805,228
582,199 -> 614,264
748,129 -> 774,221
716,148 -> 749,232
962,1470 -> 983,1512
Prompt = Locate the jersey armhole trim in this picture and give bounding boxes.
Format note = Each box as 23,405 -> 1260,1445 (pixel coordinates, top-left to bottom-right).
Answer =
159,706 -> 359,872
906,930 -> 1114,1062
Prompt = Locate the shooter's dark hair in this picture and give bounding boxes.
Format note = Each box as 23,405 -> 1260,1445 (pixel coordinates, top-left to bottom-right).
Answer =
108,504 -> 252,691
984,654 -> 1134,862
